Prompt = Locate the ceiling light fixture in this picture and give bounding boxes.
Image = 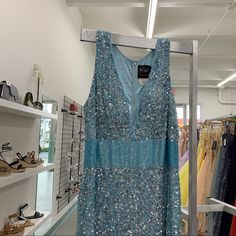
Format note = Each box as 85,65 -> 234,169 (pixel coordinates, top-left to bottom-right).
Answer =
217,72 -> 236,87
146,0 -> 158,39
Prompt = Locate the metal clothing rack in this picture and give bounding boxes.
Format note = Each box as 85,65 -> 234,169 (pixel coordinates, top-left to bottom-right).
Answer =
189,114 -> 236,235
80,28 -> 198,235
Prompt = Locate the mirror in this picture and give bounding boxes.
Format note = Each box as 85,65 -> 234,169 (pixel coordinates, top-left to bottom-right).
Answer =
36,96 -> 58,213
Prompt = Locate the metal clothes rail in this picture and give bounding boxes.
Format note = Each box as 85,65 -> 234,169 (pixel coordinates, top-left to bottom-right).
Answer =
80,28 -> 198,235
205,114 -> 236,122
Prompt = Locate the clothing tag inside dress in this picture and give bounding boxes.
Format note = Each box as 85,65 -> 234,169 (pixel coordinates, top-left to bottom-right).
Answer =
138,65 -> 151,86
138,65 -> 151,79
223,138 -> 227,147
212,140 -> 217,150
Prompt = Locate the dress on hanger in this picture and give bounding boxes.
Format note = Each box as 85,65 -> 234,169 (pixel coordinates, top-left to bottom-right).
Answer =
179,129 -> 207,206
179,128 -> 188,158
179,149 -> 189,170
213,130 -> 236,236
76,31 -> 181,235
197,130 -> 220,234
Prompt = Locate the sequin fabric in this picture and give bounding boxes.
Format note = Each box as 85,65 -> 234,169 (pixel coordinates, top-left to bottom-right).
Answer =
77,31 -> 181,235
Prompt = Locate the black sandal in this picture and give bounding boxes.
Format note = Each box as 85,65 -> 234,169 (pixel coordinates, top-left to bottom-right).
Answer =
18,204 -> 44,220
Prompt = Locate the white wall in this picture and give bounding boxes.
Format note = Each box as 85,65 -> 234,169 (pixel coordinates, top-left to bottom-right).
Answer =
0,0 -> 94,230
174,87 -> 236,120
0,0 -> 94,104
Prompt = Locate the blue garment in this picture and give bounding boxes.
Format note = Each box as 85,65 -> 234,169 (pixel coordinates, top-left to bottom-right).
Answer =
77,31 -> 181,235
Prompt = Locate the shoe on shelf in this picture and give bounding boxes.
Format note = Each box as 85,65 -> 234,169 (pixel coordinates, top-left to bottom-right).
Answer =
16,153 -> 38,168
23,92 -> 34,108
0,213 -> 35,236
26,151 -> 44,166
18,203 -> 44,221
0,159 -> 25,174
0,213 -> 24,236
0,143 -> 25,173
0,164 -> 12,176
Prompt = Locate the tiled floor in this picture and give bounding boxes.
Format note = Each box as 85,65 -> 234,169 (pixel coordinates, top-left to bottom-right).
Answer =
53,207 -> 77,236
36,171 -> 53,212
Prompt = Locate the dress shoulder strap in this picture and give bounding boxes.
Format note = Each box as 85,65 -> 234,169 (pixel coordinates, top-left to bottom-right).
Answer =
155,39 -> 170,77
95,30 -> 112,63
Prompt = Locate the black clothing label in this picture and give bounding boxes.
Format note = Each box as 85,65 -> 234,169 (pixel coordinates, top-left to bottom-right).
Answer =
138,65 -> 151,79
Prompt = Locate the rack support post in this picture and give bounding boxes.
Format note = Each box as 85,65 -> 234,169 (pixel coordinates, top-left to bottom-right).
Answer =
188,40 -> 198,235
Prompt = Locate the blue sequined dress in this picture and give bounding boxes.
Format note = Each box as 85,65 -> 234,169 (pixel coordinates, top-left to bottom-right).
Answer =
77,31 -> 181,235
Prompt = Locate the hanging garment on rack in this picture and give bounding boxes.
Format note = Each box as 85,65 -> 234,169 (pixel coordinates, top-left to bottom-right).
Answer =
179,149 -> 189,170
209,145 -> 222,198
217,130 -> 236,236
197,129 -> 208,172
179,160 -> 189,206
179,129 -> 208,206
76,31 -> 181,235
213,129 -> 236,236
197,130 -> 221,234
179,128 -> 188,158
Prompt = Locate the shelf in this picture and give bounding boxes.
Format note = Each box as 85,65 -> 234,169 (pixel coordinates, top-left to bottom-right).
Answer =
23,211 -> 51,236
0,98 -> 57,120
0,163 -> 55,189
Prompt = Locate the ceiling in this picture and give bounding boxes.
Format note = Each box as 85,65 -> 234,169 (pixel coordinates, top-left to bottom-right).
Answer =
66,0 -> 236,88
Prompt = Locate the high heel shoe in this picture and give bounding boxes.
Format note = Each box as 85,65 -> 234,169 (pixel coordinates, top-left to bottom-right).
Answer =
0,213 -> 35,235
0,159 -> 25,173
0,213 -> 25,236
26,151 -> 44,165
0,143 -> 25,173
0,161 -> 12,176
16,153 -> 38,168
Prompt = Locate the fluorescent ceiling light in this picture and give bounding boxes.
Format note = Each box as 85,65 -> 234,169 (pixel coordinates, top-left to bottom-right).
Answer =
217,72 -> 236,87
146,0 -> 158,39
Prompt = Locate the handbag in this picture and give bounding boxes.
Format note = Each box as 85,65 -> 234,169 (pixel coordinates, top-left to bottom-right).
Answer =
0,81 -> 20,103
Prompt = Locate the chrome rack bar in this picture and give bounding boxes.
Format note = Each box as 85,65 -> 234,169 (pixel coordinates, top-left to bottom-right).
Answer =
182,204 -> 224,214
181,198 -> 236,221
207,198 -> 236,216
205,114 -> 236,122
182,198 -> 236,235
81,28 -> 193,55
188,40 -> 198,235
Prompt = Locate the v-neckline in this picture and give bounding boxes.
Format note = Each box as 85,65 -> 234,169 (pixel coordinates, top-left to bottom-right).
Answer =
109,34 -> 159,106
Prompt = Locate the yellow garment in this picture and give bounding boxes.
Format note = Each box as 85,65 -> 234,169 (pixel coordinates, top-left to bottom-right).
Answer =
197,130 -> 221,234
179,130 -> 207,206
180,160 -> 189,206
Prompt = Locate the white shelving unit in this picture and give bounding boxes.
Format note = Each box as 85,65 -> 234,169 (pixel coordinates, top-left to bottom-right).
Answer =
0,98 -> 57,120
0,98 -> 57,231
23,211 -> 51,236
0,163 -> 55,189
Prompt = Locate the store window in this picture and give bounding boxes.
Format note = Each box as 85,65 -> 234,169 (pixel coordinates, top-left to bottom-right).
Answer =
176,104 -> 201,127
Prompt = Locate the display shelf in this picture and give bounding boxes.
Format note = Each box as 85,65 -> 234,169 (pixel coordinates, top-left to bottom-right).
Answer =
23,211 -> 51,236
0,163 -> 55,189
0,98 -> 57,120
